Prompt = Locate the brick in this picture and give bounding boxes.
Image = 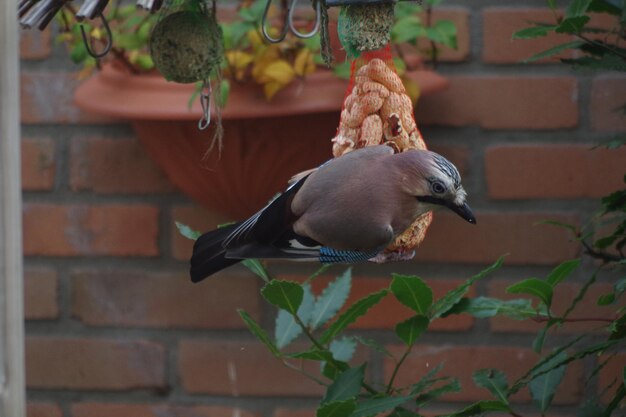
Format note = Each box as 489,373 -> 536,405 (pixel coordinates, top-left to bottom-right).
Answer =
171,205 -> 231,261
21,138 -> 55,191
598,353 -> 626,398
20,72 -> 113,124
71,403 -> 260,417
488,280 -> 615,333
383,345 -> 582,404
23,204 -> 159,257
303,276 -> 473,331
427,144 -> 470,176
24,267 -> 58,320
71,269 -> 261,328
178,340 -> 324,396
412,212 -> 580,265
483,8 -> 574,64
591,76 -> 626,132
417,76 -> 578,129
27,403 -> 62,417
26,336 -> 166,390
70,137 -> 175,194
485,145 -> 626,199
20,28 -> 52,60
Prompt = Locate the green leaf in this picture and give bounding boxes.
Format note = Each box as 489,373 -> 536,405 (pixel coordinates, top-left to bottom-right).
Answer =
330,337 -> 357,362
354,336 -> 393,358
216,78 -> 230,108
507,278 -> 554,307
391,275 -> 433,314
409,363 -> 445,395
317,399 -> 356,417
238,309 -> 280,358
415,378 -> 461,406
310,269 -> 352,330
275,283 -> 315,348
395,315 -> 429,346
332,61 -> 352,80
472,369 -> 509,403
445,297 -> 537,320
556,16 -> 591,33
440,400 -> 510,417
386,408 -> 422,417
320,290 -> 388,344
392,15 -> 425,43
548,0 -> 557,10
563,54 -> 626,72
523,40 -> 586,63
566,0 -> 594,17
289,349 -> 334,362
597,293 -> 616,306
429,256 -> 506,319
529,351 -> 568,412
425,20 -> 457,49
512,25 -> 558,39
322,359 -> 350,381
261,280 -> 303,315
175,221 -> 202,240
322,365 -> 364,404
351,396 -> 411,417
532,324 -> 552,353
546,259 -> 581,286
242,259 -> 271,283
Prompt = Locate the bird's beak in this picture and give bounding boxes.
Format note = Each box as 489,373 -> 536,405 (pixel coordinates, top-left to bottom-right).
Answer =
447,201 -> 476,224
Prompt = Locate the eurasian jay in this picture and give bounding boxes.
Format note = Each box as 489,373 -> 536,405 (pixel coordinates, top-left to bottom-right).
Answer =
190,145 -> 475,282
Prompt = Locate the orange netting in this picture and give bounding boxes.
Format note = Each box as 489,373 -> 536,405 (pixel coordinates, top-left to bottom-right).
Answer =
330,44 -> 432,262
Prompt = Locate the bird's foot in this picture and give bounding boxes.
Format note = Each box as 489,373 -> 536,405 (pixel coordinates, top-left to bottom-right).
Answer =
368,249 -> 416,263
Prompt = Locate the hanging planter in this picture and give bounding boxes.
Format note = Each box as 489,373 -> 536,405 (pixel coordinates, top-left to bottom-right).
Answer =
74,62 -> 448,218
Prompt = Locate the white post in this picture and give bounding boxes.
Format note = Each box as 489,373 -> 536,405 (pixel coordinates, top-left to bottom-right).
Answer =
0,0 -> 25,414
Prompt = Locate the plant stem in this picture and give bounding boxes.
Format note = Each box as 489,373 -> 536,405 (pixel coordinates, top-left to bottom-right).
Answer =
531,316 -> 615,324
582,240 -> 624,264
386,345 -> 412,394
425,4 -> 439,69
291,313 -> 378,395
282,360 -> 329,387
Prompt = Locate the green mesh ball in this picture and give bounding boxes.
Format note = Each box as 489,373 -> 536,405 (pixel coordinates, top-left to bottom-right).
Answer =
338,3 -> 395,57
150,10 -> 223,84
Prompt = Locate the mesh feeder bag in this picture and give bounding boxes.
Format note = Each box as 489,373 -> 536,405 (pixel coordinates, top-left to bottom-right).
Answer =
331,40 -> 433,262
337,1 -> 395,58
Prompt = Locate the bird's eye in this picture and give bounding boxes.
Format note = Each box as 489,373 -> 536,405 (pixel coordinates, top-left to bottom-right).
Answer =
431,181 -> 446,194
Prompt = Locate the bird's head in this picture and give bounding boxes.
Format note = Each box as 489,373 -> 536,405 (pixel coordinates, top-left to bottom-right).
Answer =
400,150 -> 476,224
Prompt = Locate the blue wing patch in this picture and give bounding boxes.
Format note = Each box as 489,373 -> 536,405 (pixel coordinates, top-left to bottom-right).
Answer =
319,247 -> 380,264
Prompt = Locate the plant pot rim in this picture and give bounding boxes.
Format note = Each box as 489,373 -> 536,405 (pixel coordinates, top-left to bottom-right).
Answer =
74,62 -> 448,121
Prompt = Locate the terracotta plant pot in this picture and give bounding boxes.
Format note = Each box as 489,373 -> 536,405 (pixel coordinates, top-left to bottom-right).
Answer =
74,63 -> 448,218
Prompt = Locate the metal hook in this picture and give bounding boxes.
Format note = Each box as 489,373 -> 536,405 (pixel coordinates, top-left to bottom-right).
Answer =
288,0 -> 321,39
261,0 -> 291,44
198,80 -> 212,131
79,11 -> 112,59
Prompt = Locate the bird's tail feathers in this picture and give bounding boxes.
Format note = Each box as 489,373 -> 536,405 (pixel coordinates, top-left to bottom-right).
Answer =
190,223 -> 242,283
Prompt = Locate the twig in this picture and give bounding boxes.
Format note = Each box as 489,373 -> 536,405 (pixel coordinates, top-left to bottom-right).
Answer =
531,316 -> 614,324
283,360 -> 329,387
386,345 -> 412,394
582,240 -> 624,264
425,4 -> 439,69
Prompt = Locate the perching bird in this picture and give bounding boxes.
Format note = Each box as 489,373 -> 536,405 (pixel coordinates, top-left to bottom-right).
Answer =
190,145 -> 475,282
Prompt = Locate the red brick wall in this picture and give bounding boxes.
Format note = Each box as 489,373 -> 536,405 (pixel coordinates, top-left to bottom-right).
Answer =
20,4 -> 625,417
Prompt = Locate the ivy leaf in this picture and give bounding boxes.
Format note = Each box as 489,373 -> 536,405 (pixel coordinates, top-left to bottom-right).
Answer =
440,400 -> 510,417
238,309 -> 280,358
351,396 -> 411,417
395,315 -> 429,346
429,256 -> 505,319
546,259 -> 581,287
275,283 -> 315,348
472,369 -> 509,403
317,399 -> 356,417
507,278 -> 554,307
261,280 -> 303,315
529,351 -> 568,412
322,365 -> 364,404
320,290 -> 388,344
310,269 -> 352,330
175,221 -> 202,240
330,337 -> 357,363
391,275 -> 433,315
523,40 -> 586,63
